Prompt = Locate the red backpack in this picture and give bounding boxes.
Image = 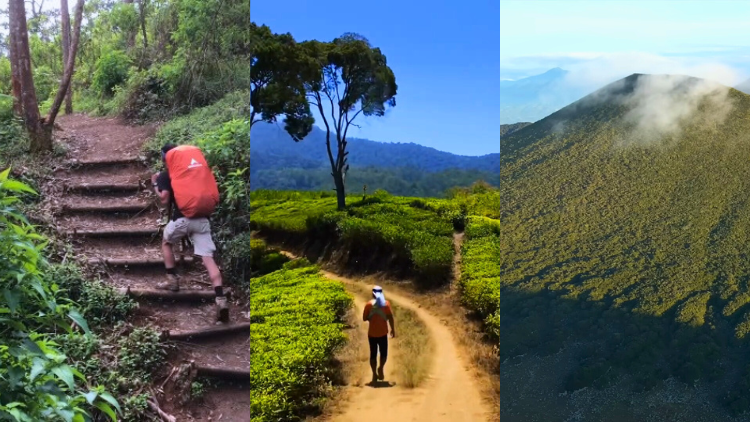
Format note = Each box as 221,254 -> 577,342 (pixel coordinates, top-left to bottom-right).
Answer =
165,145 -> 219,218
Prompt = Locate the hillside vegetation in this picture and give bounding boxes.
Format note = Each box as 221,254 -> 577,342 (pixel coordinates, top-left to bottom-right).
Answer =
249,240 -> 351,422
251,184 -> 500,341
500,73 -> 750,414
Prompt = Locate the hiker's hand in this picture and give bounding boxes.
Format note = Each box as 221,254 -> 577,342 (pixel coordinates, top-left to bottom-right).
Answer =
390,331 -> 396,338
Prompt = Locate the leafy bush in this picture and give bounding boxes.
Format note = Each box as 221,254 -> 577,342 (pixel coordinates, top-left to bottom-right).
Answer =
459,223 -> 501,341
50,264 -> 137,325
117,327 -> 166,381
250,191 -> 456,285
32,65 -> 56,102
0,170 -> 120,420
250,262 -> 351,422
93,49 -> 133,97
0,97 -> 27,163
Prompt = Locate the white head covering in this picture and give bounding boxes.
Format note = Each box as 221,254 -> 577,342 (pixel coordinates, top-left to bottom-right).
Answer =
372,285 -> 386,307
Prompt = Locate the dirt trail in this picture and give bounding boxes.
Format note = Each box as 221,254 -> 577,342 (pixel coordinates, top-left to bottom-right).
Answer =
280,251 -> 492,422
53,114 -> 249,421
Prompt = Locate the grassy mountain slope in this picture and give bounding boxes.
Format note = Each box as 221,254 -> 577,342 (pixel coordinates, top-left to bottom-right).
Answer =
500,73 -> 750,415
500,122 -> 532,137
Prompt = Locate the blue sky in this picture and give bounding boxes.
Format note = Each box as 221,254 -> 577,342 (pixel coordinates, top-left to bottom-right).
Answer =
251,0 -> 500,156
501,1 -> 750,85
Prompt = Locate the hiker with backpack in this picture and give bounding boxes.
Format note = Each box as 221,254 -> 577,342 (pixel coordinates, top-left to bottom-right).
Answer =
363,286 -> 396,384
150,143 -> 228,322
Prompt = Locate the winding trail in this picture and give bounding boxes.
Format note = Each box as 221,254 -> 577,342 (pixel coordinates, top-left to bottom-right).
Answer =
52,115 -> 249,421
282,251 -> 493,422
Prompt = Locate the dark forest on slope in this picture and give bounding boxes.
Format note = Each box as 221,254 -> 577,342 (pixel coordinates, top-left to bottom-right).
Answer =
250,122 -> 499,196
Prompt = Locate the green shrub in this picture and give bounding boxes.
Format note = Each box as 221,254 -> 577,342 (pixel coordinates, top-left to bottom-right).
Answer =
117,327 -> 166,381
93,49 -> 133,97
0,170 -> 120,420
250,265 -> 351,421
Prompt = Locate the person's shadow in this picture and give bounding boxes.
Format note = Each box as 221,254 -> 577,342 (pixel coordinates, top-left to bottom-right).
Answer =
367,380 -> 395,388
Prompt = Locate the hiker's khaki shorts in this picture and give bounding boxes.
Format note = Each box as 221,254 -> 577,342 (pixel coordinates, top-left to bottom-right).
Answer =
163,217 -> 216,257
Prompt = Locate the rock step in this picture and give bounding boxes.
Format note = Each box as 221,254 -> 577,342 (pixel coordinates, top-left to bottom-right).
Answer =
162,322 -> 249,342
69,156 -> 143,167
63,227 -> 160,238
63,202 -> 155,214
65,181 -> 142,193
88,256 -> 195,267
119,287 -> 232,302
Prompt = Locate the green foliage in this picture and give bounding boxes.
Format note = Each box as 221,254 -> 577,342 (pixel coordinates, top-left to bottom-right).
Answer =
0,97 -> 27,164
195,119 -> 250,237
32,65 -> 57,102
0,170 -> 119,421
251,191 -> 456,285
0,57 -> 11,95
459,219 -> 500,342
93,49 -> 133,96
250,23 -> 313,141
250,262 -> 351,422
252,166 -> 499,198
117,327 -> 166,382
50,264 -> 137,325
145,91 -> 249,160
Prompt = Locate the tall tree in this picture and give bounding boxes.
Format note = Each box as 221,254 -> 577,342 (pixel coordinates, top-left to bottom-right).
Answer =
250,23 -> 314,141
61,0 -> 73,114
138,0 -> 148,49
9,0 -> 85,152
9,0 -> 45,149
8,16 -> 23,115
301,34 -> 397,209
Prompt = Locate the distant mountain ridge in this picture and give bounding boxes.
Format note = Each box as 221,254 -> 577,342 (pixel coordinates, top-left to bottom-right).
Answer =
250,122 -> 500,176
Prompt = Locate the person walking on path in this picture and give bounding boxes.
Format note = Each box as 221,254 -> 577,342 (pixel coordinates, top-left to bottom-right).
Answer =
151,143 -> 228,322
363,285 -> 396,383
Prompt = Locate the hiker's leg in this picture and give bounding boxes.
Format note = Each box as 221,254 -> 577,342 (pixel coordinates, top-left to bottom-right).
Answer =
190,218 -> 227,322
162,220 -> 179,270
378,336 -> 389,368
191,219 -> 222,288
368,336 -> 378,376
159,219 -> 188,291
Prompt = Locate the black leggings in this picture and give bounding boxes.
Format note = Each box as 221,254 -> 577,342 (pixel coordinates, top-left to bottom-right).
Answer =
368,335 -> 388,361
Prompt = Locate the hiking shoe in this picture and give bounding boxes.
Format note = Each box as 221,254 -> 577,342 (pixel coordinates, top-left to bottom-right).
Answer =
156,274 -> 180,292
215,296 -> 229,323
377,367 -> 385,380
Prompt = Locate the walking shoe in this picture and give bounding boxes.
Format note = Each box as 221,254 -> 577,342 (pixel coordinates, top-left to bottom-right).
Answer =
215,295 -> 229,323
377,367 -> 385,380
156,274 -> 180,292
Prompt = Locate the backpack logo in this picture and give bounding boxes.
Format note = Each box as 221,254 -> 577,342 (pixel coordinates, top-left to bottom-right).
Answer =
187,158 -> 202,169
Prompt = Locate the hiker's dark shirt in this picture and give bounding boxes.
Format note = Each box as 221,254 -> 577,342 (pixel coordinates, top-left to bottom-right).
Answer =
156,171 -> 184,221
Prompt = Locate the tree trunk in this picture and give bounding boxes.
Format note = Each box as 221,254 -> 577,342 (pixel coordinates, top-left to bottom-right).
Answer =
138,0 -> 148,49
8,18 -> 23,116
44,0 -> 85,128
333,170 -> 346,210
9,0 -> 47,152
122,0 -> 136,49
60,0 -> 73,114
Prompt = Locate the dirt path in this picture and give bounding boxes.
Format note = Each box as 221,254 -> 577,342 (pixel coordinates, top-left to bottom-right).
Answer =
53,114 -> 249,421
281,251 -> 492,422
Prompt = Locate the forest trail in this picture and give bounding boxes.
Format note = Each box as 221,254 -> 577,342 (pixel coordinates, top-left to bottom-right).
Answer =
52,114 -> 250,421
280,251 -> 492,422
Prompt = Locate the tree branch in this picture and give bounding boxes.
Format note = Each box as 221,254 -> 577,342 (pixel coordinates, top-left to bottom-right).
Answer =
44,0 -> 83,126
315,91 -> 336,174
